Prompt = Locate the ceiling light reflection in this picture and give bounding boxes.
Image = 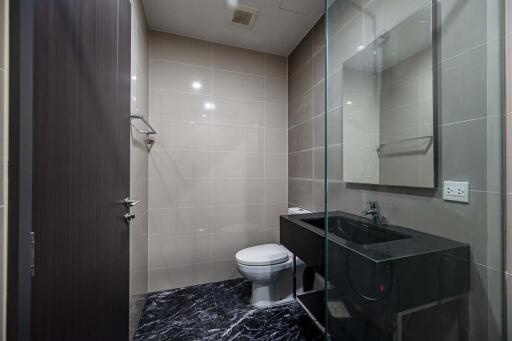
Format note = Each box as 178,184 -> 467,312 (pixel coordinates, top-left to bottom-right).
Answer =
204,102 -> 215,111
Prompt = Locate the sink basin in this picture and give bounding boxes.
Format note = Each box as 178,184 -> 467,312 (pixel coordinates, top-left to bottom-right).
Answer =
301,216 -> 410,245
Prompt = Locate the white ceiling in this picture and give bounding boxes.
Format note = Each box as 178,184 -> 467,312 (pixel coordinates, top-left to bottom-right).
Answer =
141,0 -> 325,56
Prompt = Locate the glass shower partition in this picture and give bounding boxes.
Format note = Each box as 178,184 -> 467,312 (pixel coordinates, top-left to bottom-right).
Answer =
324,0 -> 505,340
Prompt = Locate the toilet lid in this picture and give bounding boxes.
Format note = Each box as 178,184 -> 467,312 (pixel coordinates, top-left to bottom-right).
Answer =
235,244 -> 289,266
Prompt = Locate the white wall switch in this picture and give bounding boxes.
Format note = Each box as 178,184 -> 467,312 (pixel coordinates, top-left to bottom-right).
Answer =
443,181 -> 470,203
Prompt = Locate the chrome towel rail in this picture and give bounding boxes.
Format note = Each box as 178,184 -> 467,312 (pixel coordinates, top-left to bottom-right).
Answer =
130,113 -> 157,137
377,135 -> 433,155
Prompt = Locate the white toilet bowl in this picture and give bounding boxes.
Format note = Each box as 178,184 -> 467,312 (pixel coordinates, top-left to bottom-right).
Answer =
235,244 -> 305,308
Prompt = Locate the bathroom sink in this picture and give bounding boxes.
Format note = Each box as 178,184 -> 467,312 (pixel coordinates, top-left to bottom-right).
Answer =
301,216 -> 410,245
280,211 -> 470,336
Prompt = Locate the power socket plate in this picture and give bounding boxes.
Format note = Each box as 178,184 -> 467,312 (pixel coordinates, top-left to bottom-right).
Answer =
443,181 -> 469,203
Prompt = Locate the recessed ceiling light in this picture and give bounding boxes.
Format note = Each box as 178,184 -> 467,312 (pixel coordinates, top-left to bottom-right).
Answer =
131,75 -> 137,81
346,101 -> 352,105
357,45 -> 365,51
192,81 -> 202,90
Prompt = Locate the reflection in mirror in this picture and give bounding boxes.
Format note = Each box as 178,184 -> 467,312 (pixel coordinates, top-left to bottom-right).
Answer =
342,6 -> 435,188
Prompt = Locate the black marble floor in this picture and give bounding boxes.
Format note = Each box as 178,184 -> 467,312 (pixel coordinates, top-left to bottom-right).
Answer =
135,279 -> 323,341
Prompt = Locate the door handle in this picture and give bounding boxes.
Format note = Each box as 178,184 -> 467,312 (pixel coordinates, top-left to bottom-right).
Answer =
124,213 -> 136,223
123,198 -> 141,208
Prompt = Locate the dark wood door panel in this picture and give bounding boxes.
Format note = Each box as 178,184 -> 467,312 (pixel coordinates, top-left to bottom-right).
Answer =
32,0 -> 131,340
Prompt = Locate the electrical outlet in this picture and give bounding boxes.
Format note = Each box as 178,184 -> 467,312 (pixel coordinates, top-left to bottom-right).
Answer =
443,181 -> 469,203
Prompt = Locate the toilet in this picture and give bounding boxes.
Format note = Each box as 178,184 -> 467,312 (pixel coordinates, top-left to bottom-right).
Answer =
236,244 -> 305,307
235,207 -> 311,308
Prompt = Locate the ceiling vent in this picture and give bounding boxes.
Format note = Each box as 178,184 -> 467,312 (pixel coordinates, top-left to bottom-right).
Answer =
229,6 -> 259,29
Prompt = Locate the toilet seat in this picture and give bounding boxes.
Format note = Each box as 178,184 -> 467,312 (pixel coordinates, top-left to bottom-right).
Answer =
235,244 -> 289,266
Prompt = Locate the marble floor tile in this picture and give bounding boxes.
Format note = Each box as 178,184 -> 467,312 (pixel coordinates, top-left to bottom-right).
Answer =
135,279 -> 323,341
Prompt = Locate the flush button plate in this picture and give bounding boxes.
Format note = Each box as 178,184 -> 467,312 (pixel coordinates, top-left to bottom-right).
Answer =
443,181 -> 469,203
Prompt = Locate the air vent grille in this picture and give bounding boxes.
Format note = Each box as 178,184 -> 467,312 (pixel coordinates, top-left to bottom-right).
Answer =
232,9 -> 253,26
229,6 -> 259,28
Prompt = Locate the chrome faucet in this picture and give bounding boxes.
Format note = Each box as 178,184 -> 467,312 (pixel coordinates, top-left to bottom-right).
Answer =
362,201 -> 384,225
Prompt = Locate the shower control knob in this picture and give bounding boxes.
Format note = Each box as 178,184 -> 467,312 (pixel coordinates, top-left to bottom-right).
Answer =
124,213 -> 136,223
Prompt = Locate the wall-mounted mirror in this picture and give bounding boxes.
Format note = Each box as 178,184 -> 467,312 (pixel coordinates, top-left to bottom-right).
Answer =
342,6 -> 435,188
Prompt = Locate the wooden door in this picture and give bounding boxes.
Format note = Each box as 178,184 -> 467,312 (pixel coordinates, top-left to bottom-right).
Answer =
31,0 -> 131,339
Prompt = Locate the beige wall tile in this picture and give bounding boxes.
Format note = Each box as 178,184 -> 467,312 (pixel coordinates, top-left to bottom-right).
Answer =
313,81 -> 325,116
289,150 -> 313,179
149,207 -> 211,237
326,0 -> 362,39
327,15 -> 364,71
264,103 -> 288,129
209,260 -> 241,283
313,50 -> 325,85
150,59 -> 211,94
289,121 -> 313,152
149,234 -> 211,269
264,54 -> 287,80
212,179 -> 265,206
265,154 -> 288,179
289,60 -> 313,100
289,90 -> 313,127
130,211 -> 149,295
289,31 -> 312,77
149,90 -> 211,122
211,205 -> 265,234
211,97 -> 264,127
149,179 -> 211,209
211,126 -> 264,152
288,179 -> 314,210
312,17 -> 325,54
213,43 -> 264,76
212,69 -> 264,100
212,152 -> 264,178
326,69 -> 343,110
149,150 -> 210,179
264,228 -> 280,244
265,78 -> 288,104
265,203 -> 288,229
130,180 -> 149,215
313,114 -> 325,148
148,263 -> 211,293
265,179 -> 288,203
150,31 -> 211,67
437,0 -> 486,61
130,139 -> 149,181
441,118 -> 494,192
211,231 -> 266,262
265,128 -> 288,154
440,46 -> 486,124
151,120 -> 210,151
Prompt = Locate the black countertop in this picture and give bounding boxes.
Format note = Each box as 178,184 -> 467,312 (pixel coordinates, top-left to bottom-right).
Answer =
282,210 -> 470,263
